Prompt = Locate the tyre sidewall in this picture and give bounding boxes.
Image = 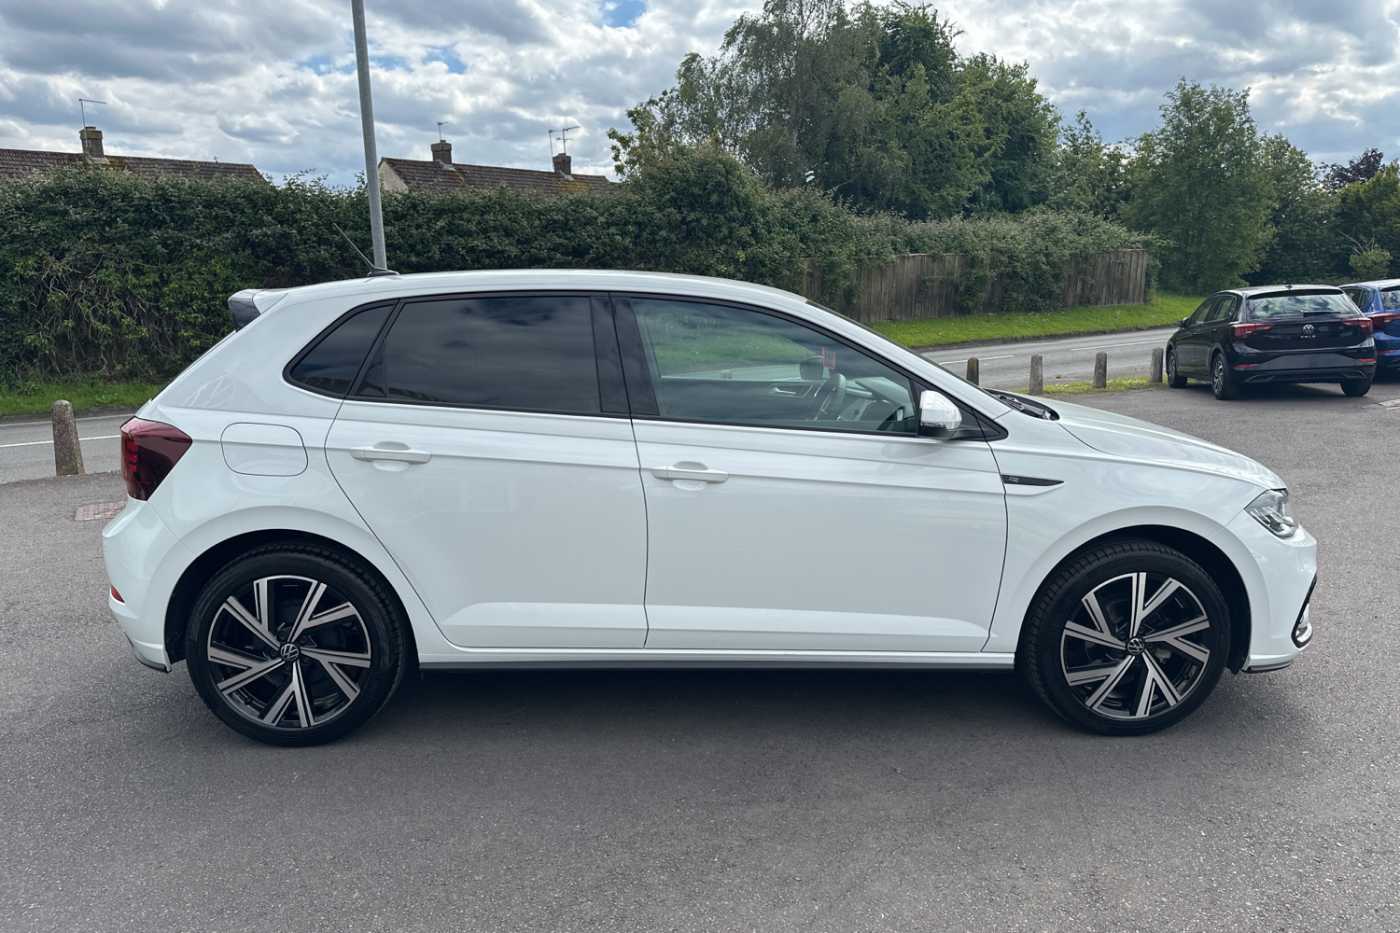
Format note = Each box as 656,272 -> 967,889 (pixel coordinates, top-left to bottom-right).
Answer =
1032,546 -> 1232,736
186,549 -> 405,746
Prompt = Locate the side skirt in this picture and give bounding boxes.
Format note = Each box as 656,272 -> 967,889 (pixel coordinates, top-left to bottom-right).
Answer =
417,649 -> 1017,671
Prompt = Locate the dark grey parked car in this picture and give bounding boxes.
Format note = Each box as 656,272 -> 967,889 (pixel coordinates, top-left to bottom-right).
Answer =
1165,285 -> 1377,400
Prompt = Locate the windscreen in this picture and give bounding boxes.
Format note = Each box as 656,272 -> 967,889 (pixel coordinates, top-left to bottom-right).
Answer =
1246,292 -> 1354,320
1381,287 -> 1400,311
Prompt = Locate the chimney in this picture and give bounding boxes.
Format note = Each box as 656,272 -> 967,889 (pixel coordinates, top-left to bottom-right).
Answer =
552,151 -> 572,177
79,125 -> 105,159
430,139 -> 452,165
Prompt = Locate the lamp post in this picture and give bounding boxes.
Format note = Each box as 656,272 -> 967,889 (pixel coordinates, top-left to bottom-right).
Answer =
351,0 -> 387,270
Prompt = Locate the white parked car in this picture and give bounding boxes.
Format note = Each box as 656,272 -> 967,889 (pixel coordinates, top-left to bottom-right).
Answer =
103,271 -> 1317,745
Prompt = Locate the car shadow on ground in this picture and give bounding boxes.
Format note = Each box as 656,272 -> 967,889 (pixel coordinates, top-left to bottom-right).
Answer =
1176,380 -> 1386,403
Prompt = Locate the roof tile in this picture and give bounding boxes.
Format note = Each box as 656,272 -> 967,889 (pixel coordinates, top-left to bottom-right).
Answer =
382,157 -> 612,196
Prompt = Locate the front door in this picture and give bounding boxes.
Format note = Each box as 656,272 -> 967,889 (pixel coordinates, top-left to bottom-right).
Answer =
326,293 -> 648,649
616,295 -> 1008,653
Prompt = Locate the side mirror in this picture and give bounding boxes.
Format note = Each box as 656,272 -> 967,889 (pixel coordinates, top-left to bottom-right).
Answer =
1177,317 -> 1189,327
918,390 -> 963,439
798,357 -> 825,381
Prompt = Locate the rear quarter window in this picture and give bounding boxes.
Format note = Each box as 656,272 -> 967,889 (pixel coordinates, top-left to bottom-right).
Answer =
286,304 -> 393,397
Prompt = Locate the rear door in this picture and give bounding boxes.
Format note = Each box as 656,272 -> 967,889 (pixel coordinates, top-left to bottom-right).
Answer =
325,292 -> 649,650
616,294 -> 1008,654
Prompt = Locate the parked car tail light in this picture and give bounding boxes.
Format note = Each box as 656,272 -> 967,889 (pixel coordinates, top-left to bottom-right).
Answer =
1231,322 -> 1273,337
1371,311 -> 1400,331
1346,317 -> 1374,336
121,418 -> 192,501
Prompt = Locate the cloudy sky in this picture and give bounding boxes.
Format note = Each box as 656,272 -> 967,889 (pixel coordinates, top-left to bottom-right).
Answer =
0,0 -> 1396,184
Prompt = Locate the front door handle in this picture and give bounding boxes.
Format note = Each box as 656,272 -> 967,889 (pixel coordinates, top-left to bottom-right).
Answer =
350,444 -> 432,464
650,462 -> 729,484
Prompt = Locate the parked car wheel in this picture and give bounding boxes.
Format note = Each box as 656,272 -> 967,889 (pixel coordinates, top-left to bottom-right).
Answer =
1341,378 -> 1372,397
1019,539 -> 1230,736
1211,351 -> 1238,400
1166,348 -> 1188,388
185,544 -> 408,746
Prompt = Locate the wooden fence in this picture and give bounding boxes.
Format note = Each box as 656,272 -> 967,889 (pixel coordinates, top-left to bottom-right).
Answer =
801,248 -> 1149,322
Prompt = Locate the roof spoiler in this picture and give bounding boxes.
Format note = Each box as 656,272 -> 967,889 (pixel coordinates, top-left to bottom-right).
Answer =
229,289 -> 262,330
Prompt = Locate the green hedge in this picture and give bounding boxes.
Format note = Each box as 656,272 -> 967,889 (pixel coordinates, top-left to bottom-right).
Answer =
0,146 -> 1145,383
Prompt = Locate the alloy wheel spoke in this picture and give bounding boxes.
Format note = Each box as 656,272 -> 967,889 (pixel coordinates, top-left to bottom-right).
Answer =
290,660 -> 315,728
1065,621 -> 1125,651
292,603 -> 357,642
1141,653 -> 1183,710
208,645 -> 265,671
315,656 -> 361,702
223,596 -> 280,652
262,680 -> 297,724
1065,664 -> 1124,686
1081,591 -> 1113,637
1143,615 -> 1209,642
1085,657 -> 1136,710
1127,572 -> 1149,638
1138,579 -> 1182,628
286,581 -> 328,644
218,656 -> 285,694
301,646 -> 371,669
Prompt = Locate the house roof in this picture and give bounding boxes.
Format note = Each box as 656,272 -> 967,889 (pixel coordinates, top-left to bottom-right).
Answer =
381,157 -> 612,196
0,148 -> 265,184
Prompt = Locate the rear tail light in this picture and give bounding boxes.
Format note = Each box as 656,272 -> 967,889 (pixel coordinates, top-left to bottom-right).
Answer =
1345,317 -> 1374,336
1372,311 -> 1400,330
120,418 -> 192,500
1231,322 -> 1273,337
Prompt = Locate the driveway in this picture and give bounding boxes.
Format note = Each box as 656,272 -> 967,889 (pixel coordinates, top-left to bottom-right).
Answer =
2,381 -> 1398,931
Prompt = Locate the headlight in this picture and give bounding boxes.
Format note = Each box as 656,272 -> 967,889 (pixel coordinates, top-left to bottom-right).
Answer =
1245,488 -> 1298,538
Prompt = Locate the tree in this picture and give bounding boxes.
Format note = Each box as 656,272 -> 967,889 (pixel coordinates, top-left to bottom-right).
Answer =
608,0 -> 1058,219
1249,134 -> 1339,284
1124,80 -> 1272,291
1322,148 -> 1384,191
1046,111 -> 1130,218
1335,162 -> 1400,269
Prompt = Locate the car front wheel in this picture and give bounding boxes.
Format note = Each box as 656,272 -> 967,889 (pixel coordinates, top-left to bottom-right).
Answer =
1019,539 -> 1231,735
186,544 -> 409,746
1166,348 -> 1187,388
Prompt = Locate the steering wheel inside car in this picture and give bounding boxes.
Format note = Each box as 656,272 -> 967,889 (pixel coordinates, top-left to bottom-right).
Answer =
814,372 -> 847,420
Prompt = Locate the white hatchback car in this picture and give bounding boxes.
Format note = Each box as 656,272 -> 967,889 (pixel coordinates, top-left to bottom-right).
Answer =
103,270 -> 1317,745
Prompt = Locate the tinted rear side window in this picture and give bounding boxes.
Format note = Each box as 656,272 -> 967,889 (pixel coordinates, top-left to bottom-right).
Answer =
287,303 -> 392,397
361,295 -> 601,414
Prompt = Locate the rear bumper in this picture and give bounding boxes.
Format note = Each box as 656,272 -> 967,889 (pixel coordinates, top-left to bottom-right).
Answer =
102,498 -> 180,673
1233,363 -> 1375,383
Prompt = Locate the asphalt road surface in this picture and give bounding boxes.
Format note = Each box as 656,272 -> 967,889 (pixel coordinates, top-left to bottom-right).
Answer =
0,412 -> 130,485
2,379 -> 1399,931
923,327 -> 1177,390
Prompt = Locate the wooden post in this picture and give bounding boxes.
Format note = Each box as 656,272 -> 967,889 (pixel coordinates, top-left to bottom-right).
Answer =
1093,351 -> 1108,389
965,357 -> 979,385
51,400 -> 84,477
1028,355 -> 1044,395
1150,347 -> 1164,384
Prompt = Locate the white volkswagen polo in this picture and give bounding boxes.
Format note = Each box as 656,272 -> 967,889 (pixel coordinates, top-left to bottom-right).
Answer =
103,270 -> 1317,745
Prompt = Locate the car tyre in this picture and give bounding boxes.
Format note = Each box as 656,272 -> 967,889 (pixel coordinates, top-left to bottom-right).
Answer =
185,543 -> 408,746
1341,377 -> 1372,397
1210,351 -> 1238,400
1165,348 -> 1188,388
1018,539 -> 1231,736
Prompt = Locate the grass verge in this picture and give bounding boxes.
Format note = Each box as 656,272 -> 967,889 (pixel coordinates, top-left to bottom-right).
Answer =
1043,376 -> 1161,396
0,379 -> 164,419
871,293 -> 1200,350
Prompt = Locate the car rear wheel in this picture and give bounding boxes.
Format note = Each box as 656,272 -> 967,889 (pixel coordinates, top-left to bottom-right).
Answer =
1211,351 -> 1238,400
186,544 -> 408,746
1341,377 -> 1372,397
1166,348 -> 1187,388
1019,539 -> 1230,735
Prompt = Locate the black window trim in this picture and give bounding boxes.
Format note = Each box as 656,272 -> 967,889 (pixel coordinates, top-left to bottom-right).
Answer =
283,300 -> 399,399
609,291 -> 1002,442
334,289 -> 630,420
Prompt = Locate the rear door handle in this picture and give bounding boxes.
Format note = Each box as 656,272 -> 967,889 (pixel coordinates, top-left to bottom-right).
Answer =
350,444 -> 432,464
650,462 -> 729,484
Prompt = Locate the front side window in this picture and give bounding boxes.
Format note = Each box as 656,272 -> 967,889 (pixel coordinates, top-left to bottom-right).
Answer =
358,295 -> 601,414
287,303 -> 392,397
628,298 -> 917,434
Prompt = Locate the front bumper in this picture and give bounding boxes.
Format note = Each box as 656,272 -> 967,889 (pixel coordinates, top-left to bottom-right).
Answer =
1227,510 -> 1318,672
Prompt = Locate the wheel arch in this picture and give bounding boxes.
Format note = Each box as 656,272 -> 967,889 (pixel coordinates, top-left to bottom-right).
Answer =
1015,524 -> 1252,673
163,528 -> 418,665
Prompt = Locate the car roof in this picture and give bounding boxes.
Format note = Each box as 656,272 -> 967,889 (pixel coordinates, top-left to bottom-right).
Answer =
1219,284 -> 1344,298
1341,279 -> 1400,290
251,269 -> 810,312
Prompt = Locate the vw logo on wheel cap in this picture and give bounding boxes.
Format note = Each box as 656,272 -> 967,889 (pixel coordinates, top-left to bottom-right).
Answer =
279,642 -> 301,662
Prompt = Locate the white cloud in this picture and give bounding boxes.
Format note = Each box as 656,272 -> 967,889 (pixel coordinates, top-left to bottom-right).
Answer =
0,0 -> 1396,184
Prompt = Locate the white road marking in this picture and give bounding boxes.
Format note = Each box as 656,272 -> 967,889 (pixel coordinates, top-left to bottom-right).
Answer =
938,354 -> 1015,365
0,433 -> 120,450
0,413 -> 134,431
